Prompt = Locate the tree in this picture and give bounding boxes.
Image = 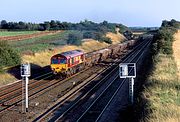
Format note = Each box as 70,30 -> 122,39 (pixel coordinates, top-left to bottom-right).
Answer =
50,20 -> 58,29
161,20 -> 169,27
102,20 -> 108,26
1,20 -> 8,29
83,31 -> 93,38
18,21 -> 26,29
38,23 -> 46,31
93,32 -> 103,40
44,21 -> 50,30
67,32 -> 83,46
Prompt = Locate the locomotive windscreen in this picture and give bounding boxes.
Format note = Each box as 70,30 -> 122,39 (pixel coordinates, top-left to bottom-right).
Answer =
60,59 -> 66,64
51,57 -> 66,64
52,58 -> 59,64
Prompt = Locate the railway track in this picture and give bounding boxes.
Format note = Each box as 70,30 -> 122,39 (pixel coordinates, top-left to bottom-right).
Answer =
32,38 -> 151,121
0,72 -> 53,101
0,71 -> 54,112
0,70 -> 53,99
77,39 -> 152,122
0,65 -> 103,113
0,48 -> 129,114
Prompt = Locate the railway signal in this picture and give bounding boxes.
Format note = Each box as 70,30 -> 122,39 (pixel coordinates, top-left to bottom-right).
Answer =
119,63 -> 136,104
21,62 -> 31,112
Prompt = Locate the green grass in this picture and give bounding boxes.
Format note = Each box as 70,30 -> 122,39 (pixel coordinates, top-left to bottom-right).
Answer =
16,43 -> 53,53
140,54 -> 180,122
10,30 -> 79,53
0,31 -> 39,37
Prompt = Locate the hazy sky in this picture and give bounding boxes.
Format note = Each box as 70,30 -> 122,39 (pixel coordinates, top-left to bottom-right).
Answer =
0,0 -> 180,27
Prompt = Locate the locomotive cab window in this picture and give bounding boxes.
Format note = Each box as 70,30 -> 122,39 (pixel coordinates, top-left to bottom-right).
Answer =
52,58 -> 59,64
51,57 -> 66,64
60,59 -> 66,64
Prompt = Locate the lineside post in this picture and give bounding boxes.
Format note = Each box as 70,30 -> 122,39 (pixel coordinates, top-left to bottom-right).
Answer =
21,63 -> 31,113
119,63 -> 136,104
25,76 -> 29,112
129,77 -> 134,104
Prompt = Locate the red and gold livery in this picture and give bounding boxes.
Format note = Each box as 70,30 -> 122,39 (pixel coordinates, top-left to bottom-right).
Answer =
50,50 -> 85,75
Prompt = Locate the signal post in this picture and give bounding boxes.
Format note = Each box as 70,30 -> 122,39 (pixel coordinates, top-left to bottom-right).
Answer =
119,63 -> 136,104
21,63 -> 31,112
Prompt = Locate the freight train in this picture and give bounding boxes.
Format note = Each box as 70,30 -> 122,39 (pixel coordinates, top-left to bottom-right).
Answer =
50,40 -> 136,76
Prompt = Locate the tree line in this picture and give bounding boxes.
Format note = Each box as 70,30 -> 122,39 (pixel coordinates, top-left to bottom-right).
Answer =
0,19 -> 128,33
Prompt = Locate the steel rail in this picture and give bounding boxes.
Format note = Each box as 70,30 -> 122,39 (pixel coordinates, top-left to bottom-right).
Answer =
76,39 -> 151,122
95,39 -> 152,122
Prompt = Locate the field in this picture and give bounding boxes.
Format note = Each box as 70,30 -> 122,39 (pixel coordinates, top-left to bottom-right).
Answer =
9,30 -> 71,53
0,30 -> 125,54
0,30 -> 62,41
0,31 -> 39,37
6,30 -> 125,54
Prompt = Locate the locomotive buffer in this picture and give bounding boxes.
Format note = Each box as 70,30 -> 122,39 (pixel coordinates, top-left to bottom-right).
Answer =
21,63 -> 31,112
119,63 -> 136,104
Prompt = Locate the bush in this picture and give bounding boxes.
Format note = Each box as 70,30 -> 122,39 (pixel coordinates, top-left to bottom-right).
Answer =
153,19 -> 180,55
83,31 -> 93,38
93,32 -> 104,40
67,32 -> 83,46
156,27 -> 175,55
0,41 -> 21,71
99,37 -> 112,44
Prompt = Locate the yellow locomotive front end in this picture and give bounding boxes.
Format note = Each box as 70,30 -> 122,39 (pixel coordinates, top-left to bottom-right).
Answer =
50,56 -> 68,74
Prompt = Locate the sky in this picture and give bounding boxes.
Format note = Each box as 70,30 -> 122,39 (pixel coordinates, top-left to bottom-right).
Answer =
0,0 -> 180,27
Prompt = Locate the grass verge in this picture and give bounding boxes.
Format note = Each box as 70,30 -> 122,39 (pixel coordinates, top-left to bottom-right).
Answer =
0,73 -> 17,86
137,54 -> 180,122
135,21 -> 180,122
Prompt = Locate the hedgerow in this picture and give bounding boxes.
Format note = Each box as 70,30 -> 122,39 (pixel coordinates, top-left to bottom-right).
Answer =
152,20 -> 180,55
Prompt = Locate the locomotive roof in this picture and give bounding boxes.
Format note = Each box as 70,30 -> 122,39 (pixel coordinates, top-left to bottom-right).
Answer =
54,50 -> 84,59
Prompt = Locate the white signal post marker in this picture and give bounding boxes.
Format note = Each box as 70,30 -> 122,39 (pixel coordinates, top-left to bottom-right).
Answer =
21,63 -> 31,112
119,63 -> 136,104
